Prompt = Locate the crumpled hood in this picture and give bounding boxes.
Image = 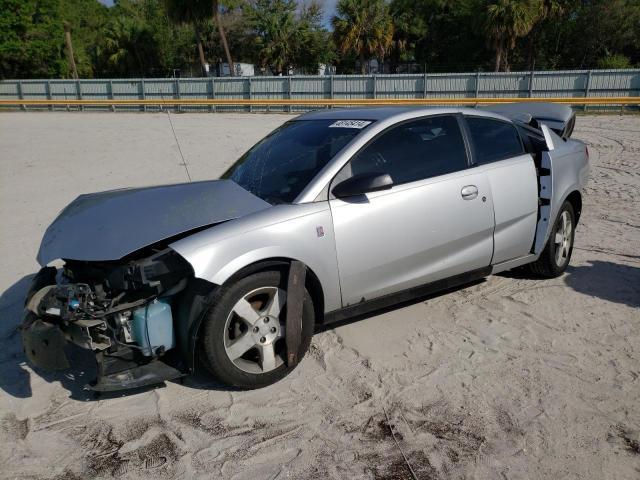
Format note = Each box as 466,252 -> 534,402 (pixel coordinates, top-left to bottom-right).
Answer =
37,180 -> 271,265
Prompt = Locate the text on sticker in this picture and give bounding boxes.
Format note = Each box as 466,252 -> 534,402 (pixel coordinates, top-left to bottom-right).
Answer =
329,120 -> 372,129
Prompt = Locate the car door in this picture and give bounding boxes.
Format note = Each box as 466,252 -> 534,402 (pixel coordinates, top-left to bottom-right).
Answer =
328,114 -> 495,307
463,116 -> 539,264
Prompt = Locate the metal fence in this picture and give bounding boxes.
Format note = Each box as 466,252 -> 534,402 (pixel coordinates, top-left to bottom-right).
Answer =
1,69 -> 639,112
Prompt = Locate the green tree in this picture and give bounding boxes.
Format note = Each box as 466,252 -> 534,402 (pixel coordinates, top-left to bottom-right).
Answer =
165,0 -> 210,75
0,0 -> 64,78
97,0 -> 195,77
59,0 -> 109,77
296,2 -> 334,73
389,0 -> 488,72
483,0 -> 541,71
244,0 -> 330,75
332,0 -> 394,74
245,0 -> 297,75
213,1 -> 235,75
598,54 -> 633,69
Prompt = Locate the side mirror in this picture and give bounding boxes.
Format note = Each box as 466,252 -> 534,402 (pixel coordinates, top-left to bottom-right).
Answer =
332,172 -> 394,198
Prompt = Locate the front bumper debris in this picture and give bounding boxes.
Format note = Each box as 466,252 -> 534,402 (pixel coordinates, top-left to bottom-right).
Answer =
21,312 -> 70,371
20,268 -> 186,391
21,309 -> 185,391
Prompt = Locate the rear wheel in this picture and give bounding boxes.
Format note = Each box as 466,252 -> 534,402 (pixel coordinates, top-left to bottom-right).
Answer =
199,270 -> 314,389
526,201 -> 575,278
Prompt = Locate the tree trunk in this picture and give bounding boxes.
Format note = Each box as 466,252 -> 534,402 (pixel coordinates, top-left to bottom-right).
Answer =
63,22 -> 79,79
527,26 -> 538,70
214,3 -> 234,77
194,24 -> 207,77
360,55 -> 367,75
493,41 -> 503,72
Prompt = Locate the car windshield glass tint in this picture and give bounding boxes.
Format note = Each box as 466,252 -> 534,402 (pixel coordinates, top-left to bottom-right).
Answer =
222,120 -> 370,204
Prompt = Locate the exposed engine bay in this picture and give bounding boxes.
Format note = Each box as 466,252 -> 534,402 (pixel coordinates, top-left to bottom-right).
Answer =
22,247 -> 194,391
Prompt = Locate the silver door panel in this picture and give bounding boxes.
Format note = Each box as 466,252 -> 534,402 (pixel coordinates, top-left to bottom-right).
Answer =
482,154 -> 539,264
330,171 -> 495,306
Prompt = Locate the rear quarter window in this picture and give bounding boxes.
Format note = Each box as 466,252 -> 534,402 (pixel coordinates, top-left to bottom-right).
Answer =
466,117 -> 524,165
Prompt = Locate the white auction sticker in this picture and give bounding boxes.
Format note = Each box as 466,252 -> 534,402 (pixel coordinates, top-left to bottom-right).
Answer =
328,120 -> 372,129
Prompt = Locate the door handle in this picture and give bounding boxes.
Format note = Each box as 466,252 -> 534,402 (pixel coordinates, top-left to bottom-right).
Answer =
461,185 -> 478,200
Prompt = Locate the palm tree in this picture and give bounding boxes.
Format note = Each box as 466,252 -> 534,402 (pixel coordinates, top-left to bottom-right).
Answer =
246,0 -> 299,75
483,0 -> 540,71
332,0 -> 394,74
165,0 -> 210,75
525,0 -> 564,68
165,0 -> 235,76
213,1 -> 235,76
63,21 -> 79,79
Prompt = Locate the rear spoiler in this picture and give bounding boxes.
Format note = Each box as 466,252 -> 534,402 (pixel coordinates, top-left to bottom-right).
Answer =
481,103 -> 576,139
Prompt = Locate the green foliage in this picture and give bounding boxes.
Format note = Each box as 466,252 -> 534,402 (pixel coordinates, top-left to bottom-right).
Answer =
483,0 -> 542,71
244,0 -> 331,74
598,54 -> 632,70
389,0 -> 488,71
0,0 -> 638,78
0,0 -> 66,78
332,0 -> 394,73
99,0 -> 195,77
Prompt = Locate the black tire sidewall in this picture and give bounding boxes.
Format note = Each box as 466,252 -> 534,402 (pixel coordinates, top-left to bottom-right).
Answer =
199,270 -> 314,389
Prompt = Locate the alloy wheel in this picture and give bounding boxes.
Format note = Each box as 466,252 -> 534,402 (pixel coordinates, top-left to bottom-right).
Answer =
554,210 -> 573,267
223,286 -> 287,374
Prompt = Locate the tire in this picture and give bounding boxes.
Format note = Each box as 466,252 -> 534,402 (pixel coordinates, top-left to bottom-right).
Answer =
198,270 -> 314,389
526,201 -> 575,278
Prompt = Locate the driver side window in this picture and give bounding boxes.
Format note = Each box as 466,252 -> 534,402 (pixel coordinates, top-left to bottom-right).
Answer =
339,115 -> 469,187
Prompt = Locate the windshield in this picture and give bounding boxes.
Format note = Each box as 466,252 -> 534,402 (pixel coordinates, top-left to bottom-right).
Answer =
221,119 -> 371,204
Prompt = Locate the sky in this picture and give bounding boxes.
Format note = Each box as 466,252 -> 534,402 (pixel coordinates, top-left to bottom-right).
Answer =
97,0 -> 338,27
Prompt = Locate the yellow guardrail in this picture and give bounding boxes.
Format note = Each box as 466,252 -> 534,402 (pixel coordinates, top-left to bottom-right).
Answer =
1,97 -> 639,107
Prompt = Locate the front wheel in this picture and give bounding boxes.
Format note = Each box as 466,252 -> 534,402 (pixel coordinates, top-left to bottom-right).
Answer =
198,270 -> 314,389
526,201 -> 575,278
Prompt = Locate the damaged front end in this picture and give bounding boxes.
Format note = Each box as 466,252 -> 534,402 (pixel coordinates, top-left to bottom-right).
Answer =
21,248 -> 193,391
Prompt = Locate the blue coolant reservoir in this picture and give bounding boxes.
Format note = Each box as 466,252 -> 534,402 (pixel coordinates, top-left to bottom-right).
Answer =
131,298 -> 175,356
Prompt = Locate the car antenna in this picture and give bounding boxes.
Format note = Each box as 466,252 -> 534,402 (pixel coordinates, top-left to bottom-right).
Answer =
160,85 -> 192,182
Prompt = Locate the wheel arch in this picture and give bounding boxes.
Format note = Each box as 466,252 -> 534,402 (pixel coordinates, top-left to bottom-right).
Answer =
565,190 -> 582,224
174,257 -> 326,372
224,257 -> 326,324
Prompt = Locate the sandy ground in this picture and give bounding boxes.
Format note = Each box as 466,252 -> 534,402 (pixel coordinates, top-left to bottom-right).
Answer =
0,112 -> 638,480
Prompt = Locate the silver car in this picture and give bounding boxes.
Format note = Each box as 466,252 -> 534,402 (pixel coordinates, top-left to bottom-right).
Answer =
22,104 -> 589,390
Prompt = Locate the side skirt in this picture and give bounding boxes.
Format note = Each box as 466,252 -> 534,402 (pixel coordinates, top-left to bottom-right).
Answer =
491,254 -> 538,275
322,266 -> 492,325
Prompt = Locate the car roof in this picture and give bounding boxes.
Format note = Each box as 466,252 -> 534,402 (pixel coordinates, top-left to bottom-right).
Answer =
294,106 -> 509,123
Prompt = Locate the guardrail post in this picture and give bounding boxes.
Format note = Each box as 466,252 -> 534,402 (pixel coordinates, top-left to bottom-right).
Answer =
423,73 -> 428,99
176,78 -> 181,113
109,80 -> 115,112
584,70 -> 592,112
475,72 -> 481,105
17,80 -> 26,111
329,75 -> 334,109
210,77 -> 216,113
141,79 -> 146,112
248,77 -> 253,113
46,80 -> 53,111
529,70 -> 535,97
76,80 -> 83,111
288,76 -> 292,113
373,75 -> 377,99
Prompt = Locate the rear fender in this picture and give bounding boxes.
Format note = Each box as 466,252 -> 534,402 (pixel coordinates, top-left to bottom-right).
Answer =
533,126 -> 588,252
